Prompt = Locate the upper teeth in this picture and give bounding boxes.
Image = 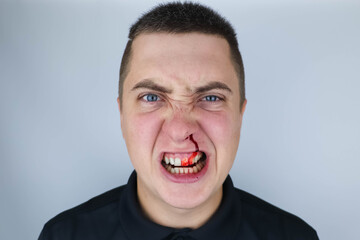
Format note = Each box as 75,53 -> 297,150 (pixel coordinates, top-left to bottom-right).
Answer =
174,158 -> 181,166
164,152 -> 203,166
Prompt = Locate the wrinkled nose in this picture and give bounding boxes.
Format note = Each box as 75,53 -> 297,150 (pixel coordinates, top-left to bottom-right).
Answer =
162,110 -> 198,144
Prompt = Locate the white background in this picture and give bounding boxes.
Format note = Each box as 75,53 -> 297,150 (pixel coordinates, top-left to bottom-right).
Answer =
1,0 -> 359,239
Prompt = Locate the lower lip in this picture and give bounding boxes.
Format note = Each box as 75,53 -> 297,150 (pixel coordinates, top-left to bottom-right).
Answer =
159,156 -> 209,184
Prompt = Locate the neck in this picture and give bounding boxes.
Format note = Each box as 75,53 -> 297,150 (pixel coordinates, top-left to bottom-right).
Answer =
137,180 -> 223,229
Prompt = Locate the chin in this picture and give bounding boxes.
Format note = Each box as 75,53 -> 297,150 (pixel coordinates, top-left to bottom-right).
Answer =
163,190 -> 210,210
158,179 -> 218,210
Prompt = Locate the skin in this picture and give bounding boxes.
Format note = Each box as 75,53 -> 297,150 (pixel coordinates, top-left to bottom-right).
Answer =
118,33 -> 247,229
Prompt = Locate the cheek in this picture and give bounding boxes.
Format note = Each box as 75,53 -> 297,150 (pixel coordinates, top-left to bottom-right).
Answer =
197,111 -> 239,144
124,112 -> 163,156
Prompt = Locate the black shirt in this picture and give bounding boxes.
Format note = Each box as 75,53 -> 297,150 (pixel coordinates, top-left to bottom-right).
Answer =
39,171 -> 319,240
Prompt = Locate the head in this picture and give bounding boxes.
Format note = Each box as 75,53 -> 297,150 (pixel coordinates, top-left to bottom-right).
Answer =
117,2 -> 247,222
119,2 -> 245,110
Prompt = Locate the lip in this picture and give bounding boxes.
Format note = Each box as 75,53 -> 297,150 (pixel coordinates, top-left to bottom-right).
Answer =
158,150 -> 210,183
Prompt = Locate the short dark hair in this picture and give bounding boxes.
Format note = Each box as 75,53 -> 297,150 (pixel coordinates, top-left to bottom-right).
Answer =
119,2 -> 245,109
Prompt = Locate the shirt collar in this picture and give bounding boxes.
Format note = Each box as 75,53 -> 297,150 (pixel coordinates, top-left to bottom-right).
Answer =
118,171 -> 242,240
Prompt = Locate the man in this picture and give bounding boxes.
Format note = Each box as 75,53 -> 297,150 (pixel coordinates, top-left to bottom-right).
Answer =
39,2 -> 318,239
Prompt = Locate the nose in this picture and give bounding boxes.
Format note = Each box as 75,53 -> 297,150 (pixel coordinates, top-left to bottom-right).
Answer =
162,109 -> 198,144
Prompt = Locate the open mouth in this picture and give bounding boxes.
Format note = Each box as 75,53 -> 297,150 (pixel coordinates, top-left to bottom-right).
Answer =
161,151 -> 207,174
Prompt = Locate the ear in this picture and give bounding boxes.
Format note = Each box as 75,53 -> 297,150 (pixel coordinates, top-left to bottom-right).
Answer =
117,97 -> 124,131
117,97 -> 122,113
240,99 -> 247,116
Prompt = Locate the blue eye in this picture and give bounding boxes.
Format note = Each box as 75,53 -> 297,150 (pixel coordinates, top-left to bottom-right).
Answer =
204,95 -> 219,101
143,94 -> 160,102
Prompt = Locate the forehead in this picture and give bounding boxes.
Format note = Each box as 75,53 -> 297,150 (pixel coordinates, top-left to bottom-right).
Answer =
132,32 -> 230,56
125,32 -> 238,92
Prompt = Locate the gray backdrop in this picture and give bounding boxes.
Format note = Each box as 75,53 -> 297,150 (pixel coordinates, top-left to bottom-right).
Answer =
1,0 -> 359,239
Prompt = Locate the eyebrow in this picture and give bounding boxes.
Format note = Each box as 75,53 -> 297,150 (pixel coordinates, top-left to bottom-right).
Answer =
131,79 -> 172,94
194,81 -> 232,94
131,79 -> 232,95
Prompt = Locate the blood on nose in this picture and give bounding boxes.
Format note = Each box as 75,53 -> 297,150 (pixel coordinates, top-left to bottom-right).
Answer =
180,134 -> 200,166
189,134 -> 199,151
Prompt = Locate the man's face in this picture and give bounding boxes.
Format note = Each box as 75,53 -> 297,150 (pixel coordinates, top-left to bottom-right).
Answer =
119,33 -> 246,210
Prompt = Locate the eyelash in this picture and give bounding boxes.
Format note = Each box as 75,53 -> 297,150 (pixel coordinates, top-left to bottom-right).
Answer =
201,95 -> 224,102
140,93 -> 162,102
139,93 -> 224,104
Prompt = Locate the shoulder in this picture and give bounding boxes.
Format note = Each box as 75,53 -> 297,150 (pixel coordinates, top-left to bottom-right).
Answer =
39,185 -> 126,240
234,188 -> 319,239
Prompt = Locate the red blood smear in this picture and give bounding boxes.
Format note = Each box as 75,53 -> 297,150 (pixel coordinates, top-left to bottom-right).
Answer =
181,158 -> 189,166
181,152 -> 197,166
180,135 -> 199,166
188,152 -> 197,165
189,134 -> 199,151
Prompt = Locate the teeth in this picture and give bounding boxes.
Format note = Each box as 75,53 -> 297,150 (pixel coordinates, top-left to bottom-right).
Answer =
163,152 -> 206,174
194,152 -> 202,162
174,158 -> 181,166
